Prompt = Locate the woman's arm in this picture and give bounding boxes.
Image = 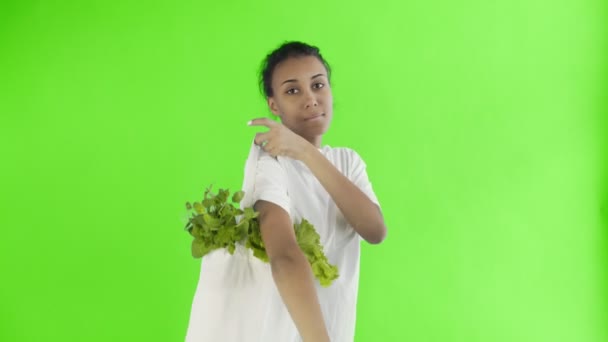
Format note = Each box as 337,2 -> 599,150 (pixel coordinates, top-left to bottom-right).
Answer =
254,200 -> 330,342
301,147 -> 387,244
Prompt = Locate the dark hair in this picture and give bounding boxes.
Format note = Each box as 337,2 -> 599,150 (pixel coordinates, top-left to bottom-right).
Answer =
259,41 -> 332,98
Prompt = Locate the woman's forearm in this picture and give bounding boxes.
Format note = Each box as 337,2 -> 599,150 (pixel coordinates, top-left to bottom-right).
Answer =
301,145 -> 387,244
271,251 -> 330,342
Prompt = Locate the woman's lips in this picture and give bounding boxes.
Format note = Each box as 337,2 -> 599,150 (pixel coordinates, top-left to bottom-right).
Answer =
305,113 -> 325,121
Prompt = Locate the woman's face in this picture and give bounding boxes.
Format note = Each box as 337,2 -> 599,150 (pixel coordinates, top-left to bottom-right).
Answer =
267,55 -> 333,143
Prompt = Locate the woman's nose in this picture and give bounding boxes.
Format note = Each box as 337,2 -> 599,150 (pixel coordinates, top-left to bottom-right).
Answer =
303,91 -> 319,108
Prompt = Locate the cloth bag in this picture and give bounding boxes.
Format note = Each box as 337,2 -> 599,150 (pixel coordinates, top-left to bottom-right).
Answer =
185,140 -> 300,342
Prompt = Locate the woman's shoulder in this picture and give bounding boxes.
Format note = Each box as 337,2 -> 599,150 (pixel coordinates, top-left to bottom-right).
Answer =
321,145 -> 365,175
322,145 -> 362,160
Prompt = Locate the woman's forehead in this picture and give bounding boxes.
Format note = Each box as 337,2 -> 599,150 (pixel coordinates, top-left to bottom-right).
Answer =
273,56 -> 327,82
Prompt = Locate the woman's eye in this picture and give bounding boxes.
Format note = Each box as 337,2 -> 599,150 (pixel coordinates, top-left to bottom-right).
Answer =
314,83 -> 324,89
286,88 -> 298,94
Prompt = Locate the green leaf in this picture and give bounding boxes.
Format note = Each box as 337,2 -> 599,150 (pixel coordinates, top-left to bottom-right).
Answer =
192,238 -> 212,258
217,188 -> 230,203
188,225 -> 201,238
232,191 -> 245,203
202,213 -> 221,228
202,198 -> 214,208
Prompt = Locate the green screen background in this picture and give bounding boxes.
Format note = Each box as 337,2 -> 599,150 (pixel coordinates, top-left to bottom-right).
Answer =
1,1 -> 606,341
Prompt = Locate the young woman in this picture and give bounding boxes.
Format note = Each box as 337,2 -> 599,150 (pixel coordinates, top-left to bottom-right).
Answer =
185,41 -> 387,342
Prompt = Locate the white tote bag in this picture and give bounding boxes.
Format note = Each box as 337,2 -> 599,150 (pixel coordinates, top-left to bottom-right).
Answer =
184,140 -> 300,342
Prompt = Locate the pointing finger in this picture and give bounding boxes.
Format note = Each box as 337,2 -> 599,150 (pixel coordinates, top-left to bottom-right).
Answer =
248,117 -> 278,128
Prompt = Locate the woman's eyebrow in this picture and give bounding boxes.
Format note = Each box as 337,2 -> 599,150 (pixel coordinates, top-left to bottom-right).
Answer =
281,73 -> 326,85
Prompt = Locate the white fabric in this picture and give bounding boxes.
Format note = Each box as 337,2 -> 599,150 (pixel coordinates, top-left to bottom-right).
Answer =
185,140 -> 381,342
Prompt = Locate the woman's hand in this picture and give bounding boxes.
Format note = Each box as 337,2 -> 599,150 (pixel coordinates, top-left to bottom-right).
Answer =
248,118 -> 312,161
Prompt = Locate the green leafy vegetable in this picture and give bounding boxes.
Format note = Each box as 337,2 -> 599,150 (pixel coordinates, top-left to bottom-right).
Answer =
184,185 -> 339,287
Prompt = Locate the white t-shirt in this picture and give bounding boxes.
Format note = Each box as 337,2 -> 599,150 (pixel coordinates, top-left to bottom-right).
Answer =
185,142 -> 381,342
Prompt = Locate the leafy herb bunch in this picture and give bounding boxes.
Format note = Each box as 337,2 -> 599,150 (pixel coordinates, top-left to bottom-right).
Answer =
184,185 -> 339,287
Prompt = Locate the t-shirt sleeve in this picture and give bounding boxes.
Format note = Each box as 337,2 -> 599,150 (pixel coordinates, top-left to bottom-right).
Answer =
349,149 -> 381,209
252,151 -> 292,218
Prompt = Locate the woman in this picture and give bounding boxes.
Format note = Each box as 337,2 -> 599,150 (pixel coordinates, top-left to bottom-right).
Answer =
185,41 -> 387,342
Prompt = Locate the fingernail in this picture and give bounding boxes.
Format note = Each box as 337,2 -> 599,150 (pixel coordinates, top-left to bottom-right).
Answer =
247,120 -> 252,126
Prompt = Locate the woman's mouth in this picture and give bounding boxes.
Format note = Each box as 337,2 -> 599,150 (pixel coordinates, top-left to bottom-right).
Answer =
305,113 -> 325,121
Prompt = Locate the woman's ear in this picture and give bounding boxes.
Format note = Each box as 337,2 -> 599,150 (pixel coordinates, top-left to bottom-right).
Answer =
267,97 -> 281,116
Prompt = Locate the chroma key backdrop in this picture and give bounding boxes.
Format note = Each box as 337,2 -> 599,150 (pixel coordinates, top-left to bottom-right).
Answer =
1,0 -> 606,341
